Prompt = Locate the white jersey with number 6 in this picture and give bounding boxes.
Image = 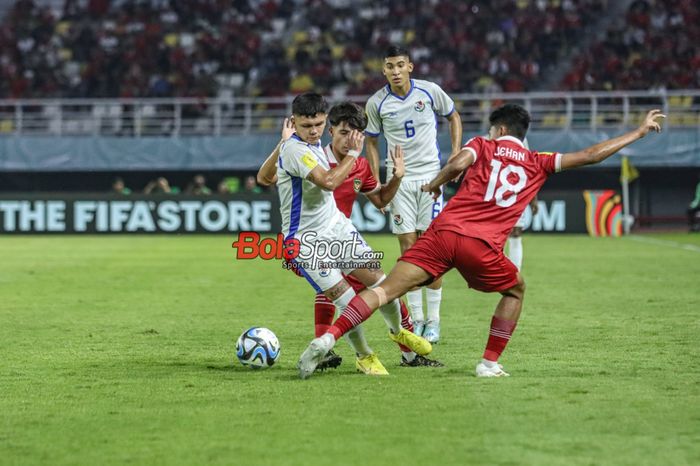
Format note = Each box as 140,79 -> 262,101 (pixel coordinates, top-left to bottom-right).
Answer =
365,79 -> 455,182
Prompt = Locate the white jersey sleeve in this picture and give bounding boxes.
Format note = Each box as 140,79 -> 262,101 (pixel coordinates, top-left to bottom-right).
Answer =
424,81 -> 455,117
365,95 -> 383,137
279,141 -> 319,179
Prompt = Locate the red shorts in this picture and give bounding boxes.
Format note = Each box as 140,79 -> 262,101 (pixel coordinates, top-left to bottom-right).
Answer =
344,273 -> 367,293
399,228 -> 519,293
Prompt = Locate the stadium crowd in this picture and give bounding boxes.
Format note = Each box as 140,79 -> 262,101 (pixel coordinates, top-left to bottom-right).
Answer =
562,0 -> 700,91
1,0 -> 611,99
113,174 -> 266,195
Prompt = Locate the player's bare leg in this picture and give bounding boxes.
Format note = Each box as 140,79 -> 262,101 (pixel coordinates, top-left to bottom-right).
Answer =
350,266 -> 441,366
476,275 -> 526,378
349,267 -> 404,335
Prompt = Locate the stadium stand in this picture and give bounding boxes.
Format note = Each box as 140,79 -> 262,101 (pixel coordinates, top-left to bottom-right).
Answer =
562,0 -> 700,91
0,0 -> 697,135
1,0 -> 609,99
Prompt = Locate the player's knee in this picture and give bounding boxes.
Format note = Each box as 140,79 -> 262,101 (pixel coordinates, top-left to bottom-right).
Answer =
503,276 -> 526,300
510,227 -> 523,238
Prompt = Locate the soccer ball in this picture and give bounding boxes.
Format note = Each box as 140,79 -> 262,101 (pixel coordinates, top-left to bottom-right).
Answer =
236,327 -> 280,369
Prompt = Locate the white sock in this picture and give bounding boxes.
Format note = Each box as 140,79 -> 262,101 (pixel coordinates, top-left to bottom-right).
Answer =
406,289 -> 424,322
402,351 -> 416,362
369,274 -> 402,334
344,325 -> 372,357
379,299 -> 403,334
331,287 -> 356,314
507,236 -> 523,270
426,287 -> 442,323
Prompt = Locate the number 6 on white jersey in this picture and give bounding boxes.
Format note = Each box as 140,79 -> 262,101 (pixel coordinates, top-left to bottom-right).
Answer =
484,159 -> 527,208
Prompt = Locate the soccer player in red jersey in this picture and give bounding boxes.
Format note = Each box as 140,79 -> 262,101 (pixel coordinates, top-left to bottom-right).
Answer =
258,102 -> 442,374
298,104 -> 666,379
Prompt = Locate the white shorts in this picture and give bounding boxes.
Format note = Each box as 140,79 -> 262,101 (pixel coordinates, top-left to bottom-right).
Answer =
388,178 -> 443,234
290,217 -> 378,293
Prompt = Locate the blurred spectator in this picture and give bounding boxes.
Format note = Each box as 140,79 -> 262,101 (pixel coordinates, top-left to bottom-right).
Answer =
217,180 -> 231,194
218,176 -> 240,193
243,175 -> 262,194
144,176 -> 173,194
185,174 -> 211,195
112,177 -> 131,195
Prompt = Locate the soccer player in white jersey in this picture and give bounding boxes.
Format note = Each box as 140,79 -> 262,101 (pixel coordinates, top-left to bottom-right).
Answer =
365,46 -> 463,343
274,93 -> 431,379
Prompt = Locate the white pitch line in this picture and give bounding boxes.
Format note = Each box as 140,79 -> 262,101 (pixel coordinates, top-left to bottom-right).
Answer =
627,235 -> 700,253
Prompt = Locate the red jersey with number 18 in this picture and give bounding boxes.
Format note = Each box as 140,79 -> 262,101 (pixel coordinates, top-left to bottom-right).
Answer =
431,135 -> 562,251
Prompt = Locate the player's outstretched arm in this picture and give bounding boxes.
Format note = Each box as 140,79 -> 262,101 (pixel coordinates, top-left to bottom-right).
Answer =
307,130 -> 363,191
367,145 -> 404,209
421,148 -> 476,200
560,110 -> 666,171
365,136 -> 381,182
446,111 -> 463,162
256,117 -> 295,186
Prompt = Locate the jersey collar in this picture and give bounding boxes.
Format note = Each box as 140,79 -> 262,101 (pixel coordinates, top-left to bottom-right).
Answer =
324,144 -> 339,164
496,135 -> 525,148
386,79 -> 414,101
291,133 -> 322,148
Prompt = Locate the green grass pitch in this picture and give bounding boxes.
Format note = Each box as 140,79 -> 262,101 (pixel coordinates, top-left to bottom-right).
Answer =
1,233 -> 699,465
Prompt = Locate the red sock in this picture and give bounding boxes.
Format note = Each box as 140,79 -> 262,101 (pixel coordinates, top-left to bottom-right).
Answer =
396,300 -> 413,352
327,295 -> 373,341
314,294 -> 335,338
483,316 -> 517,362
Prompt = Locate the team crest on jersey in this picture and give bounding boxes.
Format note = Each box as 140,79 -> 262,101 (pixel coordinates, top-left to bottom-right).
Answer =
414,101 -> 426,112
319,268 -> 331,277
353,178 -> 362,193
393,214 -> 403,226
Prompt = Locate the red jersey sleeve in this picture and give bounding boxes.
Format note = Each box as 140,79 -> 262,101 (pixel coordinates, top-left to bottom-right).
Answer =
463,136 -> 485,165
533,151 -> 563,175
359,159 -> 379,193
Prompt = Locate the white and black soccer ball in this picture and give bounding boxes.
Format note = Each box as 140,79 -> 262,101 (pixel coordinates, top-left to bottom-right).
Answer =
236,327 -> 280,369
